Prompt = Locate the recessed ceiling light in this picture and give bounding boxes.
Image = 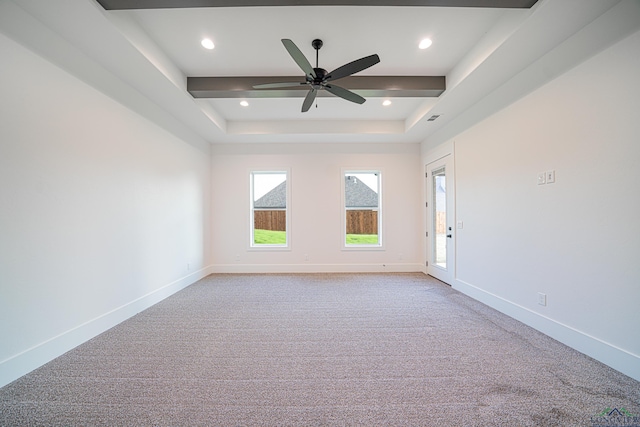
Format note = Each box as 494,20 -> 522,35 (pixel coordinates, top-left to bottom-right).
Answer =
382,100 -> 392,106
201,38 -> 215,50
419,38 -> 433,50
240,100 -> 249,107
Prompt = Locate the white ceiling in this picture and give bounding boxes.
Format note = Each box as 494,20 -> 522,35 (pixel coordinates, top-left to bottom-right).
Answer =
123,6 -> 505,77
1,0 -> 633,146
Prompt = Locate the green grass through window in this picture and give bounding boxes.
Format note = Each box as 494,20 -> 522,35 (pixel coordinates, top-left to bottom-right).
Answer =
254,229 -> 286,244
346,234 -> 379,244
253,230 -> 378,245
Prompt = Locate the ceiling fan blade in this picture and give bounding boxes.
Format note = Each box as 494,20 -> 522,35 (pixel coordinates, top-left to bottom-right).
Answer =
253,82 -> 306,89
282,39 -> 316,80
324,84 -> 365,104
301,88 -> 317,112
326,54 -> 380,82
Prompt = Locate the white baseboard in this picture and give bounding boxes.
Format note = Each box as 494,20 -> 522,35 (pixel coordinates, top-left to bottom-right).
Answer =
0,265 -> 214,389
210,263 -> 423,274
452,278 -> 640,382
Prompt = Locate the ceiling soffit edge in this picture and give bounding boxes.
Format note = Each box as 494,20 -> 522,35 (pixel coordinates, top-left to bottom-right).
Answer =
227,120 -> 405,135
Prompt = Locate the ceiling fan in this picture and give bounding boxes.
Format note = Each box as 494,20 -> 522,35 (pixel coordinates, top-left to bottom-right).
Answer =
253,39 -> 380,112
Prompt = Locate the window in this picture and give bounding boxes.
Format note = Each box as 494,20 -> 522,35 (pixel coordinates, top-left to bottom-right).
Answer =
250,171 -> 289,248
343,170 -> 382,248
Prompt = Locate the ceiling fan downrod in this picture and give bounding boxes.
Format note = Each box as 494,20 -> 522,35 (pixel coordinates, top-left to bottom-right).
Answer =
312,38 -> 323,68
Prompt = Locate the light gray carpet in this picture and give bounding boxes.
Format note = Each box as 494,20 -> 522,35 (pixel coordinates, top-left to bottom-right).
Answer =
1,273 -> 638,426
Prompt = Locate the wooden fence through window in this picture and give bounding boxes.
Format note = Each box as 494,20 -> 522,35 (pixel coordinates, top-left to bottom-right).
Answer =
254,210 -> 286,232
346,209 -> 378,235
435,211 -> 446,234
255,209 -> 379,235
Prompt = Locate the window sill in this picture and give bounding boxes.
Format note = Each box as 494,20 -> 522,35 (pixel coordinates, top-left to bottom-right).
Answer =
248,245 -> 291,251
342,245 -> 385,251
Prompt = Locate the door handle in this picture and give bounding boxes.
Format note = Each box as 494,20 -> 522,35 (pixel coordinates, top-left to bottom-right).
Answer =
446,234 -> 452,238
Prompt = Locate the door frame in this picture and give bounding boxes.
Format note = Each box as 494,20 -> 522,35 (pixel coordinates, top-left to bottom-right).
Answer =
424,143 -> 455,285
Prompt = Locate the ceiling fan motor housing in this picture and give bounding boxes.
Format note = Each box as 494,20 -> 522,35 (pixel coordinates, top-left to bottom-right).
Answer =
309,68 -> 329,87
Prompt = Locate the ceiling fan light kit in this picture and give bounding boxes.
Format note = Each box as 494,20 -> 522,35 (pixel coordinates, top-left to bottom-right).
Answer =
253,38 -> 380,112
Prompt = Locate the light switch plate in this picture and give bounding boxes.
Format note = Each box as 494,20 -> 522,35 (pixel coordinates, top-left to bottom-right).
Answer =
456,220 -> 463,229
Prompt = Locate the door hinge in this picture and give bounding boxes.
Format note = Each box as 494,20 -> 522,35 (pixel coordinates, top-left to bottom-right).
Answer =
426,231 -> 428,237
425,202 -> 428,208
425,172 -> 428,178
426,261 -> 429,267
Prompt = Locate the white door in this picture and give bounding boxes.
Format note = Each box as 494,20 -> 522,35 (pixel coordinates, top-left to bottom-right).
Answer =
426,155 -> 454,284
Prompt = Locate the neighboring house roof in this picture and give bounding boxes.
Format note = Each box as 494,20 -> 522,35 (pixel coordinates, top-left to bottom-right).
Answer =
345,176 -> 378,208
254,177 -> 378,209
254,181 -> 286,209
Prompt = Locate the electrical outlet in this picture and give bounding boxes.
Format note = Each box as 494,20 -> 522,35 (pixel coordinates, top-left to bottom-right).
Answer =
304,254 -> 309,261
546,170 -> 555,183
538,292 -> 547,306
537,173 -> 546,185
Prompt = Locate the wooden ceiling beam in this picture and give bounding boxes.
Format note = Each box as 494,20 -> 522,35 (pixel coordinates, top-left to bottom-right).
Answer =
97,0 -> 538,10
187,76 -> 446,98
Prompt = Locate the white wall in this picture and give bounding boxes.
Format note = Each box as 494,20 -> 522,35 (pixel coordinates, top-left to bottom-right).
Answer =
424,30 -> 640,380
0,33 -> 213,387
211,143 -> 423,272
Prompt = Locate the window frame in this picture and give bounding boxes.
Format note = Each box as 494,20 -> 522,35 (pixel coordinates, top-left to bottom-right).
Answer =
341,168 -> 384,250
249,169 -> 291,250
